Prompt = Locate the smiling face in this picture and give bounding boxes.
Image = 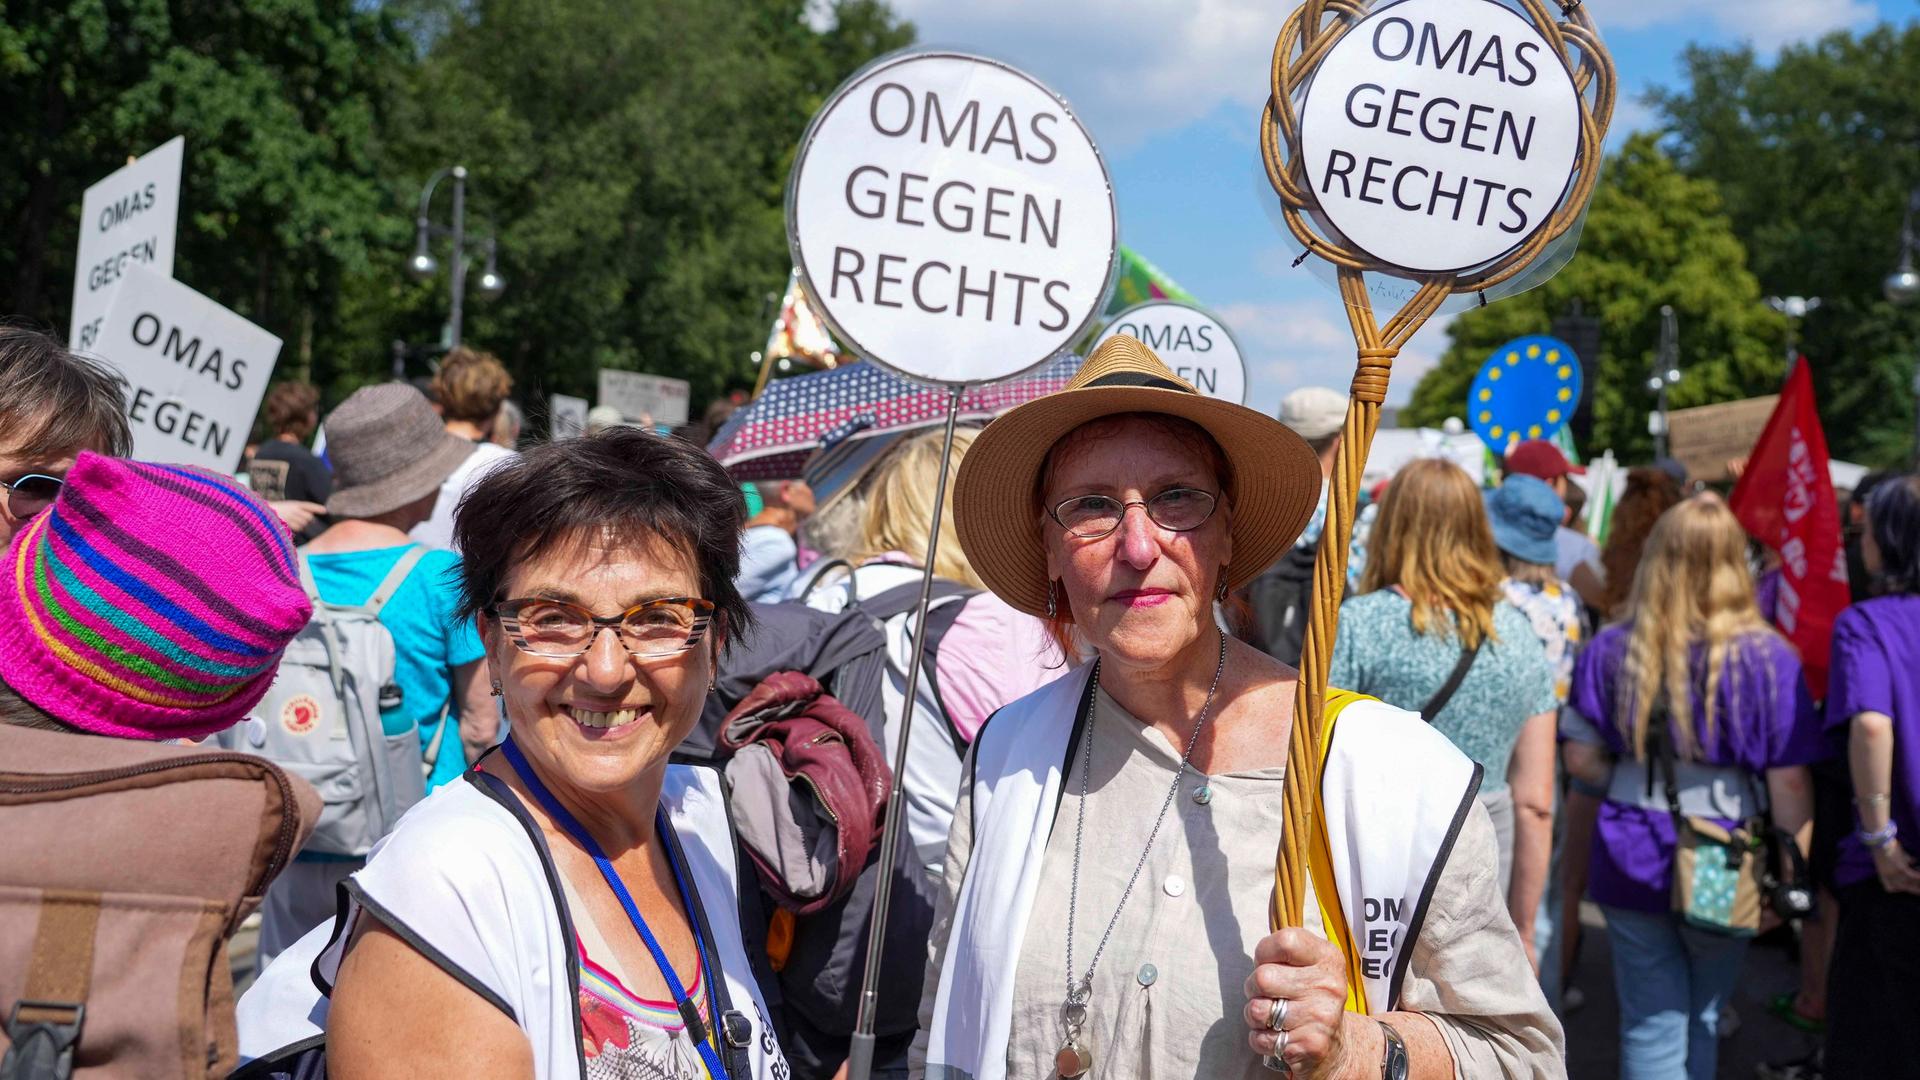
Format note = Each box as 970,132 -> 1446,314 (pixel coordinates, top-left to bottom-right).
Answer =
481,528 -> 715,800
1040,415 -> 1232,674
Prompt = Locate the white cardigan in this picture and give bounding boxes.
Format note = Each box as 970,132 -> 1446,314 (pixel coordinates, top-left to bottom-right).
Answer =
235,764 -> 788,1079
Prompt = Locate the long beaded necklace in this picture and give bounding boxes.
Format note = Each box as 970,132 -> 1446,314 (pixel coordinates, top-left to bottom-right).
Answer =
1056,629 -> 1228,1078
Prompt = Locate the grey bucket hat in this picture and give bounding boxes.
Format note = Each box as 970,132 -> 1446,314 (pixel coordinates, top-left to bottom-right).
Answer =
323,383 -> 476,518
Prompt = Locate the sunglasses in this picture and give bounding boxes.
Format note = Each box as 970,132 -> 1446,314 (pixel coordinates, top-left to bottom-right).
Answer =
3,474 -> 63,521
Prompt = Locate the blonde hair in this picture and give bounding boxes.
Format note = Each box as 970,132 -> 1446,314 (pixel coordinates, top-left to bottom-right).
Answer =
1360,458 -> 1504,648
1616,493 -> 1777,760
1503,554 -> 1560,589
855,428 -> 985,589
433,347 -> 513,424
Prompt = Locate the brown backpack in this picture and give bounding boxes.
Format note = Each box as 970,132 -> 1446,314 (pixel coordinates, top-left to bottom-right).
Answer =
0,725 -> 320,1080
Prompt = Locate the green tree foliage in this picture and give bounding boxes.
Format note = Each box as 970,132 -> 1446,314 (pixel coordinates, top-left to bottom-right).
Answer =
0,0 -> 408,377
1405,135 -> 1787,460
362,0 -> 914,413
1651,27 -> 1920,467
0,0 -> 912,422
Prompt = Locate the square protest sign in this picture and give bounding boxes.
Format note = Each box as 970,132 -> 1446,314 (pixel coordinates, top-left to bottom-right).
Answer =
93,265 -> 282,473
70,136 -> 185,352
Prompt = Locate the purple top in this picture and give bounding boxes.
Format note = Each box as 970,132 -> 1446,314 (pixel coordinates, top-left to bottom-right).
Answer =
1757,567 -> 1782,627
1824,595 -> 1920,887
1565,624 -> 1824,911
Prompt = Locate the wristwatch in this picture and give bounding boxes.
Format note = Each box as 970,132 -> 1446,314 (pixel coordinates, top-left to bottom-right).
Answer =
1379,1020 -> 1409,1080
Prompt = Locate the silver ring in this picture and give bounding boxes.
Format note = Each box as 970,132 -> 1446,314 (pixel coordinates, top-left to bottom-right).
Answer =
1266,997 -> 1289,1032
1261,1029 -> 1291,1071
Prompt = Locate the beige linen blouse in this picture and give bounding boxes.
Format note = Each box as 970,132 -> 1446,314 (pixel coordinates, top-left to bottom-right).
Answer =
911,688 -> 1565,1080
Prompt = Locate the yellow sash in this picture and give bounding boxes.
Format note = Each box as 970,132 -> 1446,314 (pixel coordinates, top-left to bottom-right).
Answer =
1308,688 -> 1374,1014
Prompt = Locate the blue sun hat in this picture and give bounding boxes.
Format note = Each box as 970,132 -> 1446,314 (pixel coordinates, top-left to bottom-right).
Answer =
1485,474 -> 1564,566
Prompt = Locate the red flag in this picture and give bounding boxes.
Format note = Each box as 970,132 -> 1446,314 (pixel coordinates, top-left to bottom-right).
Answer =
1728,358 -> 1849,697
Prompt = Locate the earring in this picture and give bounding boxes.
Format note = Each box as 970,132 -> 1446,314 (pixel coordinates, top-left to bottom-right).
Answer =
489,681 -> 503,697
1046,580 -> 1058,619
1215,577 -> 1229,602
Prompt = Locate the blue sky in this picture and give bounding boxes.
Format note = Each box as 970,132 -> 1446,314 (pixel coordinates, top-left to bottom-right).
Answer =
883,0 -> 1914,414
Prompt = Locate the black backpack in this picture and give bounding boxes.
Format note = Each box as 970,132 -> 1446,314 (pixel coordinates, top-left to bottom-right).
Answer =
677,575 -> 977,1078
1242,539 -> 1329,666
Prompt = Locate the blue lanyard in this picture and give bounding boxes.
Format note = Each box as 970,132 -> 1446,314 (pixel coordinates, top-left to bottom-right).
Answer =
499,738 -> 729,1080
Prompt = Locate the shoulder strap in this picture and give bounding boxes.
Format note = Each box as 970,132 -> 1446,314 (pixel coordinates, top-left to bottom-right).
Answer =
294,549 -> 323,606
1648,705 -> 1685,821
1,890 -> 98,1079
362,545 -> 430,618
1046,669 -> 1102,837
858,578 -> 977,620
797,558 -> 855,604
918,593 -> 975,748
1419,636 -> 1483,721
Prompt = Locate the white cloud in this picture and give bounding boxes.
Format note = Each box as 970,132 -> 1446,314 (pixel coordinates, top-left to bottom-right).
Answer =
1214,297 -> 1456,413
881,0 -> 1879,149
1600,0 -> 1876,50
886,0 -> 1280,150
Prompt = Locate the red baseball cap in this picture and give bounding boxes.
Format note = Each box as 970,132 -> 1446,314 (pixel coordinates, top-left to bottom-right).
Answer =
1504,439 -> 1584,479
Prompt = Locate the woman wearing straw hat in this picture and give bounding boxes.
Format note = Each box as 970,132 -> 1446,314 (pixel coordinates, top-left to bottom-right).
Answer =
912,337 -> 1563,1080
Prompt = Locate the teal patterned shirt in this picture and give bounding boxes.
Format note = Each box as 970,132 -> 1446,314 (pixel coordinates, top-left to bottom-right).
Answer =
1329,589 -> 1559,792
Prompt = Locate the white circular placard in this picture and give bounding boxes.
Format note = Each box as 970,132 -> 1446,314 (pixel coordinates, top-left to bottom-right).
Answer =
788,50 -> 1118,385
1297,0 -> 1581,274
1094,301 -> 1248,404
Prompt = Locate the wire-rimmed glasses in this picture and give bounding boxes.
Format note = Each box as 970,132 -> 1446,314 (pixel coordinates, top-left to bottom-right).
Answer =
1047,488 -> 1219,540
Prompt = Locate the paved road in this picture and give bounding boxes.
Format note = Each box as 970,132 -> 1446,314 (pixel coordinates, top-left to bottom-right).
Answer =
1561,902 -> 1823,1078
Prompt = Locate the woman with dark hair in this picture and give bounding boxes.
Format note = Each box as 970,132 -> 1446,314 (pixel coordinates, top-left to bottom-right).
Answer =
239,428 -> 789,1079
1598,467 -> 1685,619
1822,473 -> 1920,1078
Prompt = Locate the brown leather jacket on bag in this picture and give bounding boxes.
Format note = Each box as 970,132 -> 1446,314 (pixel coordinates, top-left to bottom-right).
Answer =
0,725 -> 320,1079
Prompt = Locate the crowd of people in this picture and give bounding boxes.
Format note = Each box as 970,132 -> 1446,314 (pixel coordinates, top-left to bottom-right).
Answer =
2,321 -> 1917,1080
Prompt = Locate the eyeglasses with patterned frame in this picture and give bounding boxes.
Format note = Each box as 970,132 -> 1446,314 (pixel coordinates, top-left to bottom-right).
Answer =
1047,487 -> 1219,540
489,596 -> 716,660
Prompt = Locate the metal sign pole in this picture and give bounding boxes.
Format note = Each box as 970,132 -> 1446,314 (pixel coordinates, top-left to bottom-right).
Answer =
846,382 -> 966,1080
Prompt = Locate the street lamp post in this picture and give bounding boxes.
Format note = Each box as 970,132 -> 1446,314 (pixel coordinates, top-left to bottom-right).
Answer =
1647,304 -> 1683,459
1885,185 -> 1920,467
408,165 -> 506,350
1767,295 -> 1822,374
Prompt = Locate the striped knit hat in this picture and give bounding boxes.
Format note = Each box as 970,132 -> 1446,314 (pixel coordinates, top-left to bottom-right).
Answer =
0,452 -> 312,740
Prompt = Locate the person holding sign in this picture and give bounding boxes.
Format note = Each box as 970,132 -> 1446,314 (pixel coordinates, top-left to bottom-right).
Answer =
915,338 -> 1561,1080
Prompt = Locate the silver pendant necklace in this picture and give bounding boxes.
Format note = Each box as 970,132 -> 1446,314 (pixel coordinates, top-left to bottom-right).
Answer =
1057,629 -> 1228,1078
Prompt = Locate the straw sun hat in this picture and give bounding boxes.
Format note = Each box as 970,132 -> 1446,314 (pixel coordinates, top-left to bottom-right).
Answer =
953,335 -> 1322,617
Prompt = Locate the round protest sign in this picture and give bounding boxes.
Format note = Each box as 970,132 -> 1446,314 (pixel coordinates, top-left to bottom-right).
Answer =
1296,0 -> 1583,275
1094,302 -> 1247,404
787,50 -> 1117,385
1467,333 -> 1582,451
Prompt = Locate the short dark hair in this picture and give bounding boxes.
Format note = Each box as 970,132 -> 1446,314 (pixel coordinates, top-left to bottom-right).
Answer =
1867,473 -> 1920,595
0,326 -> 132,458
452,428 -> 753,643
263,381 -> 321,436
